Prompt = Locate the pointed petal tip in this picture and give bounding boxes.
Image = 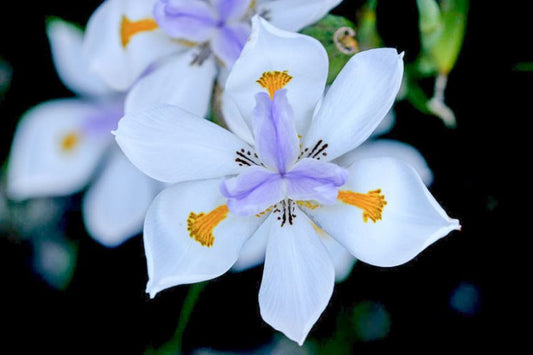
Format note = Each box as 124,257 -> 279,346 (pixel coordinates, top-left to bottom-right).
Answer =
399,51 -> 405,59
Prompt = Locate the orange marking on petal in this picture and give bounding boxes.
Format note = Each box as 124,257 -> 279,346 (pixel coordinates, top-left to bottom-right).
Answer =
256,70 -> 292,99
187,205 -> 229,247
338,189 -> 387,223
120,16 -> 158,48
60,132 -> 80,152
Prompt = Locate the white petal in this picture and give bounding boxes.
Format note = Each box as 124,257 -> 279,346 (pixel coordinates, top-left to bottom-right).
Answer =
335,139 -> 434,186
114,105 -> 249,183
47,18 -> 114,97
83,147 -> 159,247
259,209 -> 335,345
224,16 -> 328,136
303,48 -> 404,160
7,99 -> 111,200
144,179 -> 264,297
258,0 -> 342,32
125,51 -> 217,117
305,158 -> 459,267
231,213 -> 270,271
319,230 -> 357,283
83,0 -> 182,91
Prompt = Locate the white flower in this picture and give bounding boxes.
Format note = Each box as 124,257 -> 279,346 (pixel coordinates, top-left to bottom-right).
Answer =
114,17 -> 459,344
82,0 -> 342,117
6,19 -> 161,247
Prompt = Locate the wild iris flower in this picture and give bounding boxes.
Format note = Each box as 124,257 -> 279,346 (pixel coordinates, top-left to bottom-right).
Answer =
83,0 -> 342,116
7,19 -> 161,247
114,18 -> 459,344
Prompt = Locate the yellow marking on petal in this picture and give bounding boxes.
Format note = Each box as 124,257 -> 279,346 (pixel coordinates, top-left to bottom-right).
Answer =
333,27 -> 358,55
296,200 -> 320,210
338,189 -> 387,223
121,16 -> 158,48
256,71 -> 292,99
60,132 -> 80,152
187,205 -> 229,247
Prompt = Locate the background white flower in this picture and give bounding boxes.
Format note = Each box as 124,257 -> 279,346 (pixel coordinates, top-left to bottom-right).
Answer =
6,19 -> 160,247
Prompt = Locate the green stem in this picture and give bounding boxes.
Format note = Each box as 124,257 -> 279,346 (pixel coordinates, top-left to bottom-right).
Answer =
149,282 -> 207,355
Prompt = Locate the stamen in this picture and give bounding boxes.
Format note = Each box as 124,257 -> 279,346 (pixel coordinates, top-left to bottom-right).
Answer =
273,200 -> 297,227
255,207 -> 272,217
60,132 -> 80,152
256,71 -> 292,99
187,205 -> 229,247
121,16 -> 158,48
338,189 -> 387,223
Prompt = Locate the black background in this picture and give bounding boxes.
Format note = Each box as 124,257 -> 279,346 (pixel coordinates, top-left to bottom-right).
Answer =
0,0 -> 525,353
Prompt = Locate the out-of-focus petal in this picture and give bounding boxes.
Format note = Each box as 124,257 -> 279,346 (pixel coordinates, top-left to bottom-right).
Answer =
153,0 -> 218,41
83,147 -> 159,247
258,0 -> 342,32
7,99 -> 111,200
47,18 -> 114,97
83,0 -> 182,91
335,139 -> 434,186
125,50 -> 216,117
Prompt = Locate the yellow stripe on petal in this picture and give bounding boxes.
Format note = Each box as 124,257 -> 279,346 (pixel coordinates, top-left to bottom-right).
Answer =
121,16 -> 158,48
187,205 -> 229,247
256,71 -> 292,99
338,189 -> 387,223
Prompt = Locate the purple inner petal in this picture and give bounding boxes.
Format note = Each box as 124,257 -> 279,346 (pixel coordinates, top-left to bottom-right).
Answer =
82,100 -> 124,137
252,89 -> 299,174
154,0 -> 218,42
211,0 -> 252,22
210,23 -> 250,67
221,166 -> 285,216
285,158 -> 348,204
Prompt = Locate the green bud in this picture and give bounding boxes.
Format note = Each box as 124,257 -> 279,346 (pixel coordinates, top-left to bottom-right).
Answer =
417,0 -> 469,74
301,15 -> 358,85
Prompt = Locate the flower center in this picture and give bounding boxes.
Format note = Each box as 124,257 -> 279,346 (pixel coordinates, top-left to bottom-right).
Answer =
337,189 -> 387,223
120,16 -> 158,48
187,205 -> 229,247
256,71 -> 293,99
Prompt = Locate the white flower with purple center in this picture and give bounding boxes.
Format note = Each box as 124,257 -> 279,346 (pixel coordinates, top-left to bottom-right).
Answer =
114,17 -> 460,344
6,19 -> 161,247
83,0 -> 342,117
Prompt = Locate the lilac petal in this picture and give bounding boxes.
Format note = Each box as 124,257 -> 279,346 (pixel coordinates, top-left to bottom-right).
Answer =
210,0 -> 252,22
285,158 -> 348,204
82,100 -> 124,137
252,90 -> 299,174
221,166 -> 285,216
211,23 -> 250,67
154,0 -> 218,42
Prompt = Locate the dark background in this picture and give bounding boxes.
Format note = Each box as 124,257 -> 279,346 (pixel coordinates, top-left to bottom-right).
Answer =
0,0 -> 524,353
